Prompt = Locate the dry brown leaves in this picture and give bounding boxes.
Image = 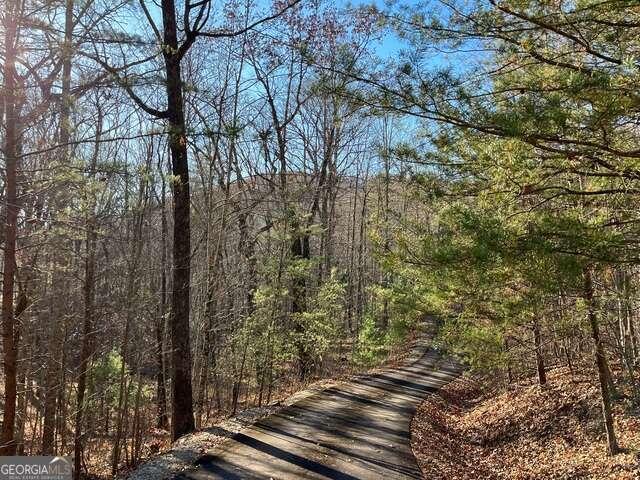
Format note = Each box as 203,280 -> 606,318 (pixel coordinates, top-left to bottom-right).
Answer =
411,369 -> 640,480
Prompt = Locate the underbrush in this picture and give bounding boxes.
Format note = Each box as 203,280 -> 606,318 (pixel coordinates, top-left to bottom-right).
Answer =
411,368 -> 640,479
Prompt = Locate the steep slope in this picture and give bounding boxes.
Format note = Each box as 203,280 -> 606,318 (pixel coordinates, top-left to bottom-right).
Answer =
412,369 -> 640,479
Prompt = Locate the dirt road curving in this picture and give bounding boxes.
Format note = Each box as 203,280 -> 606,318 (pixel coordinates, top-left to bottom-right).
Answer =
174,343 -> 460,480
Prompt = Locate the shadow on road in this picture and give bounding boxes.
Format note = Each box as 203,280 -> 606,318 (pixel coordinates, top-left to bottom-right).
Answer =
174,347 -> 461,480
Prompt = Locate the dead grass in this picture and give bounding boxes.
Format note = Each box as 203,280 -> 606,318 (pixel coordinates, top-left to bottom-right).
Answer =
411,368 -> 640,480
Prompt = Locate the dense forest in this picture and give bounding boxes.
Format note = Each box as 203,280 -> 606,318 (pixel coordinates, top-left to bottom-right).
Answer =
1,0 -> 639,478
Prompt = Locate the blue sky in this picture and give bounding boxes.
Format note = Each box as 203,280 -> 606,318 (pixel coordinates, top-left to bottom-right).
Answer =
348,0 -> 407,57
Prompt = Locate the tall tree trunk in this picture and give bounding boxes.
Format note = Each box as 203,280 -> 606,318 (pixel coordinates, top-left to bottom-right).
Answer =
161,0 -> 195,440
43,0 -> 76,455
584,266 -> 620,456
504,337 -> 513,384
131,370 -> 144,465
380,116 -> 391,330
1,0 -> 20,454
41,295 -> 60,455
532,316 -> 547,386
156,173 -> 169,430
15,340 -> 29,455
74,222 -> 96,479
355,187 -> 368,327
73,98 -> 100,480
622,271 -> 637,363
57,327 -> 70,454
346,171 -> 360,332
112,165 -> 148,474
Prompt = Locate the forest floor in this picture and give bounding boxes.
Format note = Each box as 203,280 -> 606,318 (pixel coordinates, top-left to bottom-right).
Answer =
125,336 -> 460,480
411,368 -> 640,479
